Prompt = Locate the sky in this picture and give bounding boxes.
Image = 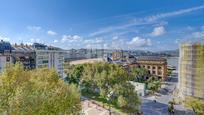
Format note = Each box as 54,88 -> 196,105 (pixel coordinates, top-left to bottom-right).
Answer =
0,0 -> 204,51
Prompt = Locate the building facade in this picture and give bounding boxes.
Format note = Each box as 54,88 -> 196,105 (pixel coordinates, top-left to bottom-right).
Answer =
12,44 -> 36,69
179,43 -> 204,99
137,57 -> 167,80
0,40 -> 12,72
33,43 -> 65,78
35,50 -> 65,77
0,41 -> 65,78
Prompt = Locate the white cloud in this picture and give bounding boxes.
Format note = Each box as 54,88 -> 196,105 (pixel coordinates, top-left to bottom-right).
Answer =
54,39 -> 59,43
30,38 -> 41,43
151,26 -> 166,36
0,35 -> 10,41
27,26 -> 42,31
201,25 -> 204,30
47,30 -> 57,36
90,5 -> 204,37
175,39 -> 180,44
112,36 -> 119,40
61,35 -> 83,43
95,38 -> 103,43
192,31 -> 204,38
146,5 -> 204,22
127,36 -> 151,47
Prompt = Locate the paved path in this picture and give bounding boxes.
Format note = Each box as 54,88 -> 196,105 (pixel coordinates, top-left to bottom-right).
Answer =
141,71 -> 195,115
81,99 -> 119,115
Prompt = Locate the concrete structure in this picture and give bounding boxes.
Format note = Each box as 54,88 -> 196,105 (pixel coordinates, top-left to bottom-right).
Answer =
179,43 -> 204,99
0,40 -> 12,72
137,57 -> 167,80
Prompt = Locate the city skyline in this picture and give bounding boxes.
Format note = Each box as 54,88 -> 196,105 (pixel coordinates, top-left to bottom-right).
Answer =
0,0 -> 204,51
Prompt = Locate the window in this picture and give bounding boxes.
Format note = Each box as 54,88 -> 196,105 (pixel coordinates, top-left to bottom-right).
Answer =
158,71 -> 162,75
42,60 -> 48,63
148,66 -> 150,69
158,66 -> 162,69
152,66 -> 156,69
152,71 -> 156,74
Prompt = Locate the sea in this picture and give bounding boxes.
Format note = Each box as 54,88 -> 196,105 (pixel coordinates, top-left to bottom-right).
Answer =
166,57 -> 179,70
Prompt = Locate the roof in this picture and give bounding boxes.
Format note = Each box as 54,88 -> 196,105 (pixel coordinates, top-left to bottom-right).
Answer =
12,46 -> 35,52
137,56 -> 166,61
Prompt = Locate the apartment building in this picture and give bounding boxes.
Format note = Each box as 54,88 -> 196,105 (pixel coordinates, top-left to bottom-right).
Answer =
34,43 -> 65,77
0,41 -> 65,78
12,44 -> 36,69
0,40 -> 12,72
179,43 -> 204,99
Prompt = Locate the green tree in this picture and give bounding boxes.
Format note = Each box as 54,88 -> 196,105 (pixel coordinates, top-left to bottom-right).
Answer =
0,63 -> 81,115
66,64 -> 84,85
80,62 -> 141,113
146,76 -> 161,93
131,67 -> 149,82
116,83 -> 141,114
186,97 -> 204,115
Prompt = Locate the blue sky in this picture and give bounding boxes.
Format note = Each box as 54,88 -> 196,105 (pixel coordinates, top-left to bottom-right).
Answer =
0,0 -> 204,51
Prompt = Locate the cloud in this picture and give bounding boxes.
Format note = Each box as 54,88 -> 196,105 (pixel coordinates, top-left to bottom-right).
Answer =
47,30 -> 57,36
61,35 -> 83,43
53,39 -> 59,43
175,39 -> 180,44
112,36 -> 119,40
192,31 -> 204,38
30,38 -> 41,43
90,5 -> 204,37
127,36 -> 151,47
0,35 -> 10,41
201,25 -> 204,30
27,26 -> 42,32
151,26 -> 166,36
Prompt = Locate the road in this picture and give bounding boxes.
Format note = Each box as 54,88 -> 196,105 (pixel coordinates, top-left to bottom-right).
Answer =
141,71 -> 195,115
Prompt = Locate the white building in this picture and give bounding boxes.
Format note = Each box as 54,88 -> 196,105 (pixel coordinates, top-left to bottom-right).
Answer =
0,40 -> 12,72
35,50 -> 65,78
130,81 -> 146,96
0,55 -> 12,72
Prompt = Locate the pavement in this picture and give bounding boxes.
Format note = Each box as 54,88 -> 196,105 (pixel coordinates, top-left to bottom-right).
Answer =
141,71 -> 195,115
81,98 -> 120,115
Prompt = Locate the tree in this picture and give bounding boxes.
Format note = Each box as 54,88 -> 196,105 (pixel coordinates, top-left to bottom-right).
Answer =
168,101 -> 175,113
66,64 -> 84,85
131,67 -> 149,82
116,83 -> 141,114
0,63 -> 81,114
81,62 -> 141,113
146,76 -> 161,93
186,97 -> 204,115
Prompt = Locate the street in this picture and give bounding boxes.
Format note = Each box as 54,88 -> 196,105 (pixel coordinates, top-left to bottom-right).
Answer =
141,71 -> 195,115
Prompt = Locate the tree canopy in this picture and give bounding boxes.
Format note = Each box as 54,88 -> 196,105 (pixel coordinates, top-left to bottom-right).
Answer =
185,97 -> 204,115
0,63 -> 81,115
66,62 -> 141,114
